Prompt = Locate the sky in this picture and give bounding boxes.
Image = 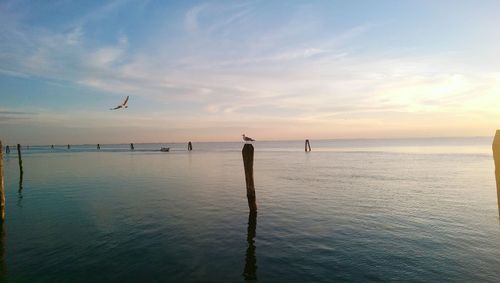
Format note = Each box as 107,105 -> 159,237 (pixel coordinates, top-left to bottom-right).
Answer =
0,0 -> 499,144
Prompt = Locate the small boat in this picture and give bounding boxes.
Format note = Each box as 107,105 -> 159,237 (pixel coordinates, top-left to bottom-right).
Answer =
160,147 -> 170,152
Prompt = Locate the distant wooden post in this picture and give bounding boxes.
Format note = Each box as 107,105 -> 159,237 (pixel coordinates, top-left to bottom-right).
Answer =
492,130 -> 500,219
51,144 -> 54,149
5,146 -> 9,154
130,143 -> 134,150
188,141 -> 193,151
97,144 -> 100,150
305,139 -> 311,152
0,141 -> 5,221
242,144 -> 257,212
67,144 -> 70,149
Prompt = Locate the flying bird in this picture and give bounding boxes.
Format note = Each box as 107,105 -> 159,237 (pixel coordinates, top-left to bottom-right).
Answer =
110,96 -> 129,110
242,134 -> 255,142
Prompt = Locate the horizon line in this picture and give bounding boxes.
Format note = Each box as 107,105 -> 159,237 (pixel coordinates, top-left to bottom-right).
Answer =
2,135 -> 494,147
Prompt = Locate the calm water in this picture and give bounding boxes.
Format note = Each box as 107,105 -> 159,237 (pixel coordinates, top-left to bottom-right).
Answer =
1,138 -> 499,282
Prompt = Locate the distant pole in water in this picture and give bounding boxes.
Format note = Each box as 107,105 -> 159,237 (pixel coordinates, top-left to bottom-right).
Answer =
0,141 -> 5,221
305,139 -> 311,152
492,130 -> 500,219
5,146 -> 9,154
51,144 -> 54,149
242,144 -> 257,213
67,144 -> 70,150
97,144 -> 100,150
130,143 -> 134,150
188,141 -> 193,151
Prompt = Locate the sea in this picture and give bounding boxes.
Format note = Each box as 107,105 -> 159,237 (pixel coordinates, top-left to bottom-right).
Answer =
1,137 -> 499,282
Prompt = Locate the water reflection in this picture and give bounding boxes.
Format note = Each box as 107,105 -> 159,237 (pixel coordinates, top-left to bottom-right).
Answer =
18,161 -> 23,204
243,212 -> 257,282
18,170 -> 23,197
0,221 -> 6,280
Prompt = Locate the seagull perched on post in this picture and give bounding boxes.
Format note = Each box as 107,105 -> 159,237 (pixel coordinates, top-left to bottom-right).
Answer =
242,134 -> 255,143
110,96 -> 129,110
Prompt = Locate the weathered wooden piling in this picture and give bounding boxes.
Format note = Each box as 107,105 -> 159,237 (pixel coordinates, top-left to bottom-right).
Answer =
97,144 -> 100,150
188,141 -> 193,151
243,211 -> 257,281
492,130 -> 500,218
0,141 -> 5,221
130,143 -> 134,150
242,144 -> 257,212
305,139 -> 311,152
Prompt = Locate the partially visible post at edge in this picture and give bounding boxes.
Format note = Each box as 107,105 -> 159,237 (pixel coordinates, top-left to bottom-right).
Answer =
0,141 -> 5,221
0,142 -> 4,277
493,131 -> 500,219
242,144 -> 257,213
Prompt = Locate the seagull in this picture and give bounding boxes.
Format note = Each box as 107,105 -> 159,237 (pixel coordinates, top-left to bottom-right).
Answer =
242,134 -> 255,142
110,96 -> 129,110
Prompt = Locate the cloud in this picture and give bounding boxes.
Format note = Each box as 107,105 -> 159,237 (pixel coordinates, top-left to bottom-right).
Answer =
0,109 -> 37,124
185,4 -> 207,32
0,110 -> 35,115
66,26 -> 83,45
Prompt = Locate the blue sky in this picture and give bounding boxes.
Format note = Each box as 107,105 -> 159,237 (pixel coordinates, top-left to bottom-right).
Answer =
1,0 -> 499,144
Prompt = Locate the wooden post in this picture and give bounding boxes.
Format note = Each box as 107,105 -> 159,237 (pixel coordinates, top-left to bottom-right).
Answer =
130,143 -> 134,150
97,144 -> 100,150
0,141 -> 5,221
51,144 -> 54,149
188,141 -> 193,151
5,146 -> 9,154
67,144 -> 70,149
242,144 -> 257,212
305,139 -> 311,152
492,130 -> 500,219
243,211 -> 257,281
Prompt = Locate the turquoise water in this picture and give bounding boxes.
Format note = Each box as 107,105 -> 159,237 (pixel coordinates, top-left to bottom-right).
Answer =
1,138 -> 499,282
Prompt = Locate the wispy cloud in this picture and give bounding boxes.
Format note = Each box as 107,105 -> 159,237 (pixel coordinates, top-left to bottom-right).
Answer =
184,4 -> 207,32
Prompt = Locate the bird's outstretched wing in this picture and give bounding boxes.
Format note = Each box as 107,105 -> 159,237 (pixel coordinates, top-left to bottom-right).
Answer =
110,105 -> 122,110
122,96 -> 129,106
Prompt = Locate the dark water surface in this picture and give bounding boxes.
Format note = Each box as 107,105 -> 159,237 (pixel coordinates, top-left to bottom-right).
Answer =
1,138 -> 499,282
